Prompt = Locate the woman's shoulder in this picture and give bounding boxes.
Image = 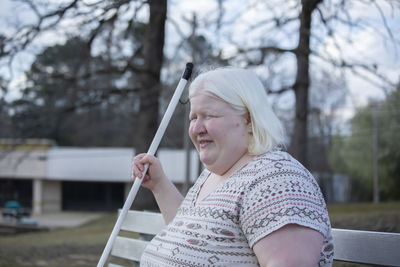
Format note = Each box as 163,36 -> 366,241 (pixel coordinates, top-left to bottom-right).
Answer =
256,150 -> 292,162
245,150 -> 318,187
251,150 -> 304,172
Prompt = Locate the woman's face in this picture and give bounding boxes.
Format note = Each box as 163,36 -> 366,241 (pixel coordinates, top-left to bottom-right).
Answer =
189,93 -> 250,175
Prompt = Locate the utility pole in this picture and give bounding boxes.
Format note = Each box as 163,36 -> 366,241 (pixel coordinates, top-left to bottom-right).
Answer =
373,102 -> 379,204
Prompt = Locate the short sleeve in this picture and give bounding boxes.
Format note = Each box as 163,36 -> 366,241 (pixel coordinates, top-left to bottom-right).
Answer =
239,158 -> 331,248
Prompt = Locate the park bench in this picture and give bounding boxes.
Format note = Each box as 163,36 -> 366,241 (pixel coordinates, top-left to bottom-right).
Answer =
107,210 -> 400,267
1,200 -> 31,222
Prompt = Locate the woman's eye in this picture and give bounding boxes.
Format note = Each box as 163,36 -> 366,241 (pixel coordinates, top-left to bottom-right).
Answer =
205,114 -> 216,120
189,114 -> 217,121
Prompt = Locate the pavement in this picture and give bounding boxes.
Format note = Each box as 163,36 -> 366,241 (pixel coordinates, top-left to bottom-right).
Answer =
29,211 -> 105,229
0,210 -> 105,230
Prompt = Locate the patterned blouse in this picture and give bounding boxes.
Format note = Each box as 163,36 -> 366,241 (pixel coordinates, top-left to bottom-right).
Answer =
140,151 -> 334,266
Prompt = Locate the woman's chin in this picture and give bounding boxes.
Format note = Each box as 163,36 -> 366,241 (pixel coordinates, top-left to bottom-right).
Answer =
199,152 -> 215,166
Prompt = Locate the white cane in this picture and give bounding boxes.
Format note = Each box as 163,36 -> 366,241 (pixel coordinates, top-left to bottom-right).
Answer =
97,63 -> 193,267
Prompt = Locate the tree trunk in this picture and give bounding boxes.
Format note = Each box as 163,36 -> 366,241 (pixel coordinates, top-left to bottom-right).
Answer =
289,0 -> 322,167
132,0 -> 167,210
134,0 -> 167,154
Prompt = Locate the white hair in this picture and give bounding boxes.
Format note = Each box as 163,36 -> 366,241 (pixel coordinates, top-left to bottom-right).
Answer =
189,66 -> 285,155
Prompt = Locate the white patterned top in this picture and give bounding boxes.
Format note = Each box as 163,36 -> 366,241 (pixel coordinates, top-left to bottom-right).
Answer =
140,151 -> 334,266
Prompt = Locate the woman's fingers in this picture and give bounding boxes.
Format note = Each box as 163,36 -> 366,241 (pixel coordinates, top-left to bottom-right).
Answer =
142,174 -> 150,183
131,154 -> 165,191
132,154 -> 158,178
132,153 -> 148,179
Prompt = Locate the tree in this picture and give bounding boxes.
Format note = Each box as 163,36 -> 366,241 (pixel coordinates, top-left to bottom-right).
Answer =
0,0 -> 167,152
8,37 -> 135,146
307,68 -> 347,169
329,84 -> 400,201
133,0 -> 166,153
372,85 -> 400,200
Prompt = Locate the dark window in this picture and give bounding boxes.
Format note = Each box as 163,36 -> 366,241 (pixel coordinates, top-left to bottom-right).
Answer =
0,179 -> 32,208
62,181 -> 124,211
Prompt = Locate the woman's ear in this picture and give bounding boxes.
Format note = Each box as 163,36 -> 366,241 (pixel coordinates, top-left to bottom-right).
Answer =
245,111 -> 253,134
245,110 -> 251,125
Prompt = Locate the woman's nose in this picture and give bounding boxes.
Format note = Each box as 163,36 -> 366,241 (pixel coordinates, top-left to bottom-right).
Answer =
191,118 -> 206,135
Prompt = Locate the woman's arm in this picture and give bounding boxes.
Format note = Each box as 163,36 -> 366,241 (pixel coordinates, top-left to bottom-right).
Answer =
152,177 -> 184,224
132,154 -> 184,224
252,224 -> 323,267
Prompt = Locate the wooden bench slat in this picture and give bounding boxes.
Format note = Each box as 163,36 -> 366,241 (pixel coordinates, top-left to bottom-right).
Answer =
111,236 -> 149,262
332,228 -> 400,266
120,210 -> 165,235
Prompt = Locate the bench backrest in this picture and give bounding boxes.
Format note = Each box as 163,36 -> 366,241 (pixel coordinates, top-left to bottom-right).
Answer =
332,228 -> 400,266
108,210 -> 400,267
109,210 -> 165,266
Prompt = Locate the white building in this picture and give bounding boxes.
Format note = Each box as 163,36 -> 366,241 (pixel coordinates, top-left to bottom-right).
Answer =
0,139 -> 199,214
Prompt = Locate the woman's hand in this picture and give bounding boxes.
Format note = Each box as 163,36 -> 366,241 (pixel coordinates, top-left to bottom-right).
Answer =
132,153 -> 184,224
131,153 -> 167,192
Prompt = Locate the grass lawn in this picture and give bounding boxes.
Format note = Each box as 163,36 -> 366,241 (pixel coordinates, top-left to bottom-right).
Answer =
328,201 -> 400,233
0,202 -> 399,267
0,212 -> 117,267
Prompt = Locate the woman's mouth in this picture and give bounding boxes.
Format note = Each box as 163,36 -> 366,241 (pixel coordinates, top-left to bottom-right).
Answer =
199,140 -> 212,148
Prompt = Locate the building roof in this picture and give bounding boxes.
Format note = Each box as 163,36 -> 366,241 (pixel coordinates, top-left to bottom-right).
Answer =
0,145 -> 199,183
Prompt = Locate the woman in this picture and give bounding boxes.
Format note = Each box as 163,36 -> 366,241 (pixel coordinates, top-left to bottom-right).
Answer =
132,67 -> 334,266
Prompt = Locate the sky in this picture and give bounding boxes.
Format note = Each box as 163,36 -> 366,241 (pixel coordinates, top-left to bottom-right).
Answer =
0,0 -> 399,117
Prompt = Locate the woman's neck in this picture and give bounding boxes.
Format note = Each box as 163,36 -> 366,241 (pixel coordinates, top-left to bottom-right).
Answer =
215,152 -> 256,180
